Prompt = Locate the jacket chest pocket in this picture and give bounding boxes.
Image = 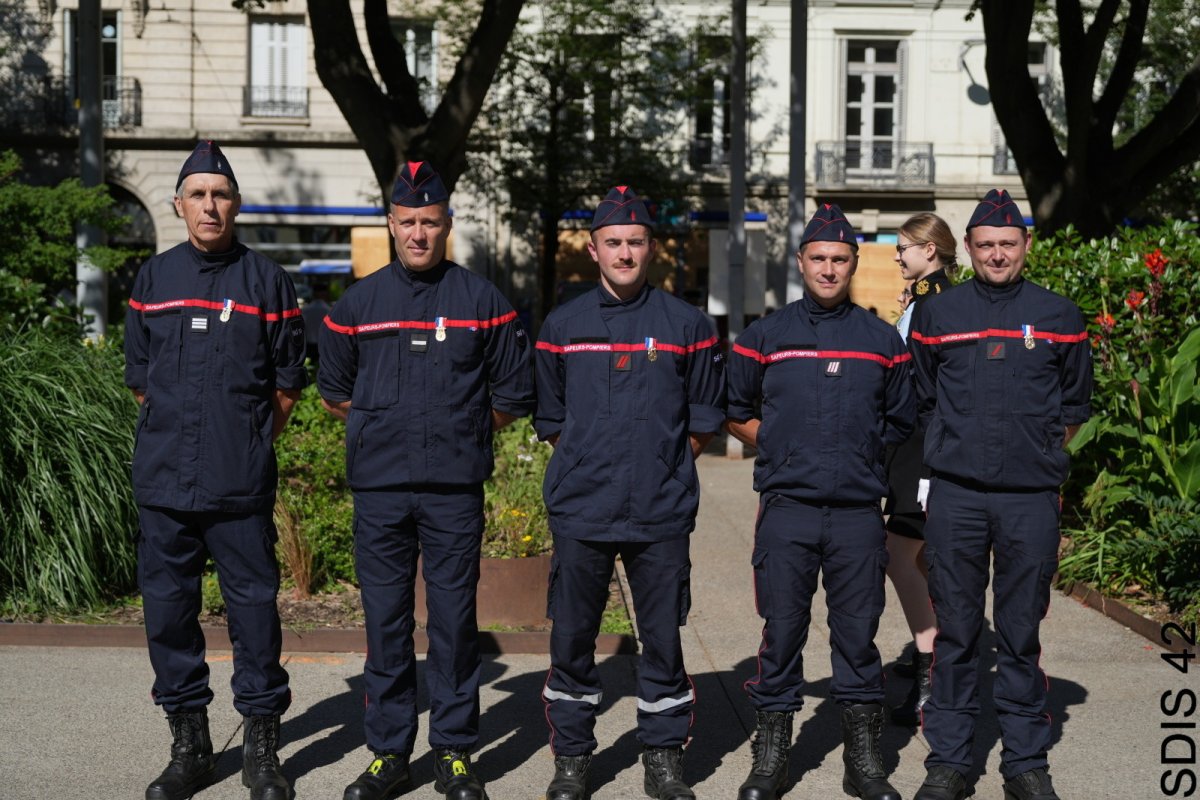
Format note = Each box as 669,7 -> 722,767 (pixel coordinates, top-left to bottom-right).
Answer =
353,333 -> 401,409
1010,341 -> 1060,415
144,310 -> 184,385
436,327 -> 484,406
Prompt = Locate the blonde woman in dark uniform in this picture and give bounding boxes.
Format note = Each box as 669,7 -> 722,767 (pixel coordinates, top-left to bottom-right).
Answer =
885,212 -> 955,726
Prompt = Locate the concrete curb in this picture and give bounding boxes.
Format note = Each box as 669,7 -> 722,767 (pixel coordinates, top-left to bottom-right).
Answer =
0,623 -> 637,655
1061,581 -> 1181,652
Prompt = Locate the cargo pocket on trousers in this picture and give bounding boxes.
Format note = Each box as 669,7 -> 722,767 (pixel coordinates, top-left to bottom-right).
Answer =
678,561 -> 692,626
751,547 -> 772,619
546,553 -> 561,621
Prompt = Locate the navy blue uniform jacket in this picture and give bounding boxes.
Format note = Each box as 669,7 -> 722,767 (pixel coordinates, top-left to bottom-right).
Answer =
910,277 -> 1092,490
318,260 -> 534,490
124,241 -> 307,513
728,296 -> 915,504
534,284 -> 726,542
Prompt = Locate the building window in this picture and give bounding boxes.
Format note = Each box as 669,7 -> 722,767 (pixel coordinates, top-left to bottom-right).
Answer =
246,17 -> 308,118
994,42 -> 1052,174
843,39 -> 905,174
64,10 -> 141,128
692,36 -> 731,169
390,19 -> 438,114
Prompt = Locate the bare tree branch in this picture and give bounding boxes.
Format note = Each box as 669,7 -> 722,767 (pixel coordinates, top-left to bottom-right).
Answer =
309,0 -> 398,200
1094,0 -> 1149,135
415,0 -> 526,189
363,0 -> 423,125
1118,54 -> 1200,175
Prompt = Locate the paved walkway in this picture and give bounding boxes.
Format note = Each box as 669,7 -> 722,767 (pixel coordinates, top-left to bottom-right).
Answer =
0,456 -> 1178,799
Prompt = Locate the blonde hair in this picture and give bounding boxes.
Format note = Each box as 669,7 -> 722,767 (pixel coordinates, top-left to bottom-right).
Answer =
899,213 -> 956,268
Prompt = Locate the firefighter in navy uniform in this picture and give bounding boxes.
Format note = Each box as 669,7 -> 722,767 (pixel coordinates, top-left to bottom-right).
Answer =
124,141 -> 305,800
318,161 -> 534,800
908,190 -> 1092,800
726,204 -> 914,800
534,187 -> 725,800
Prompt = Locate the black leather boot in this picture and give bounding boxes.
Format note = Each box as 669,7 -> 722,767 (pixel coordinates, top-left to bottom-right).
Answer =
642,746 -> 695,800
891,651 -> 933,727
145,708 -> 217,800
241,714 -> 290,800
1003,768 -> 1060,800
432,748 -> 486,800
913,766 -> 967,800
546,754 -> 591,800
841,704 -> 900,800
343,753 -> 411,800
737,711 -> 794,800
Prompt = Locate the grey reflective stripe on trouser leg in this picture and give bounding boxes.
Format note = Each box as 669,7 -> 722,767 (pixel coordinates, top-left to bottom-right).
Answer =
543,687 -> 603,705
637,690 -> 695,713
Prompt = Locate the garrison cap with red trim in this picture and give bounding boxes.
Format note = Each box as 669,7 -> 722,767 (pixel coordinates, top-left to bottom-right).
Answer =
176,140 -> 237,192
391,160 -> 450,207
801,203 -> 857,250
966,188 -> 1027,230
590,185 -> 655,233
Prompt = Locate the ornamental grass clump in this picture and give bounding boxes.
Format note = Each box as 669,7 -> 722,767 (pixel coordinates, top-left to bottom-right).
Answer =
0,329 -> 139,614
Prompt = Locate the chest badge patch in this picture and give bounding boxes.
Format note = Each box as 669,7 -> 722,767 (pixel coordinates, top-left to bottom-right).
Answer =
1022,324 -> 1036,350
825,360 -> 842,377
645,337 -> 657,362
915,279 -> 930,296
435,316 -> 447,342
219,298 -> 233,323
614,353 -> 632,371
987,342 -> 1006,360
191,316 -> 208,333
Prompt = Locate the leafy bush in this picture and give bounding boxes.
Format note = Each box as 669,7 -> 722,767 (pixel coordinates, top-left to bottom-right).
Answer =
274,384 -> 355,593
273,388 -> 553,592
0,149 -> 142,333
483,418 -> 553,558
1028,223 -> 1200,621
0,328 -> 139,614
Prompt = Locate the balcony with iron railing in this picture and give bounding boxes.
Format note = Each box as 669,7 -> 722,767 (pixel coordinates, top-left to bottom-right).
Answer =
243,86 -> 309,119
814,140 -> 935,189
101,76 -> 142,128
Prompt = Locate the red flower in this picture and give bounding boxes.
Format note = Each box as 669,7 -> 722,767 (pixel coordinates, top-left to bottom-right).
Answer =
1144,248 -> 1168,277
1094,312 -> 1115,332
1126,290 -> 1146,309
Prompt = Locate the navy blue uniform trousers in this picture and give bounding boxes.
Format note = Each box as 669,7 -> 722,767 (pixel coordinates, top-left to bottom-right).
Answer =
745,497 -> 889,710
545,535 -> 693,755
922,477 -> 1059,779
138,506 -> 289,716
353,486 -> 484,756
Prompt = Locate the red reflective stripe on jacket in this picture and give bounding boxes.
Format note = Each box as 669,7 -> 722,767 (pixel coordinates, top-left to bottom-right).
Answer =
537,336 -> 715,355
322,309 -> 518,336
128,296 -> 299,321
911,327 -> 1087,346
732,343 -> 767,364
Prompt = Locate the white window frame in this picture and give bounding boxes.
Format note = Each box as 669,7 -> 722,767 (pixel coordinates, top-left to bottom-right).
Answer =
840,38 -> 907,177
247,16 -> 308,118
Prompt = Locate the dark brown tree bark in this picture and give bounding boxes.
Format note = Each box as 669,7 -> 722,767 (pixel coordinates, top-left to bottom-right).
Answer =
307,0 -> 525,206
981,0 -> 1200,237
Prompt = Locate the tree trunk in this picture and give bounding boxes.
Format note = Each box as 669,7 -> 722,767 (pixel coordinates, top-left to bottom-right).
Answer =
981,0 -> 1200,237
308,0 -> 526,208
539,212 -> 560,324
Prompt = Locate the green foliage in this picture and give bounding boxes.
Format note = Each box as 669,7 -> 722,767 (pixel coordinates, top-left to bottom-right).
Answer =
483,418 -> 553,558
1030,223 -> 1200,619
274,383 -> 355,591
273,387 -> 553,588
0,328 -> 139,614
0,149 -> 143,333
